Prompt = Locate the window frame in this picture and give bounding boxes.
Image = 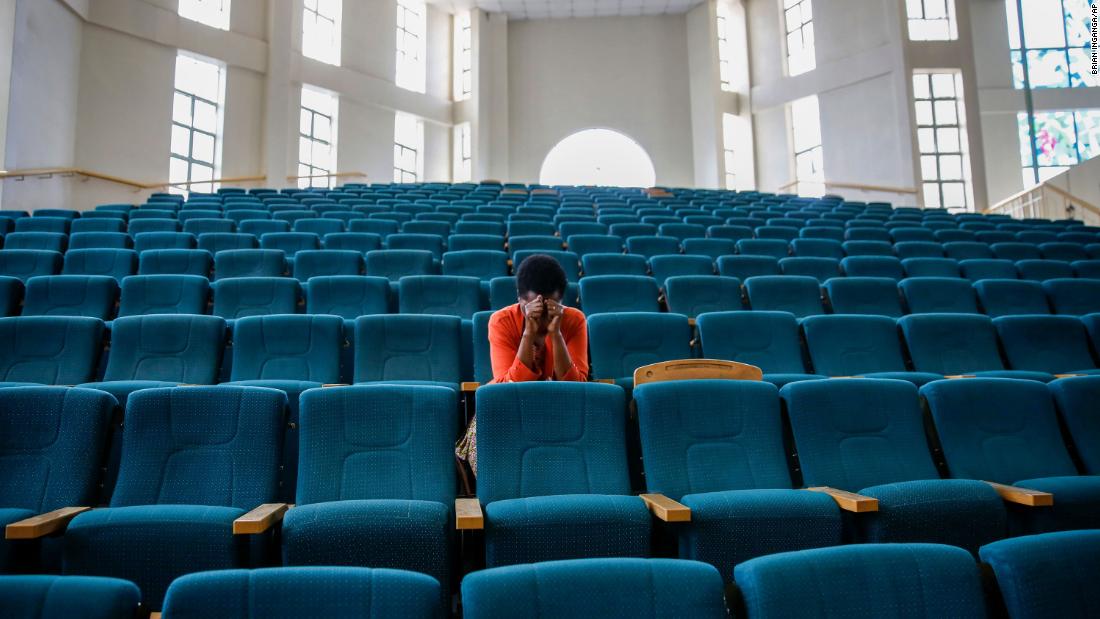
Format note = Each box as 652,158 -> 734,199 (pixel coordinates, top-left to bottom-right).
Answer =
393,112 -> 424,184
781,0 -> 816,77
453,122 -> 472,183
178,0 -> 231,30
298,85 -> 339,189
454,11 -> 473,101
302,0 -> 342,66
1006,0 -> 1097,89
396,0 -> 427,93
906,0 -> 959,41
913,71 -> 973,210
169,52 -> 226,195
790,95 -> 824,197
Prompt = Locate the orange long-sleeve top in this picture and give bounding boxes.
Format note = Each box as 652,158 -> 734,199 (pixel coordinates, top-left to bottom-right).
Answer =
487,303 -> 589,383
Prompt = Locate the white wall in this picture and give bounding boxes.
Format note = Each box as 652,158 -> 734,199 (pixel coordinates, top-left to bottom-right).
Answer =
506,15 -> 695,186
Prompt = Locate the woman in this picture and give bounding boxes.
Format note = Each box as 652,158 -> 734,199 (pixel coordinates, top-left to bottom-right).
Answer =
456,254 -> 589,475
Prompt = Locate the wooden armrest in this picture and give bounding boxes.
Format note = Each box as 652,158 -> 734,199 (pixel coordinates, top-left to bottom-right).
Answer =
984,481 -> 1053,507
944,375 -> 976,379
806,487 -> 879,512
233,503 -> 289,534
687,318 -> 696,327
640,493 -> 691,522
594,378 -> 616,385
150,614 -> 161,619
461,382 -> 480,393
633,359 -> 763,386
322,383 -> 349,388
456,498 -> 484,530
1054,374 -> 1084,379
6,507 -> 91,540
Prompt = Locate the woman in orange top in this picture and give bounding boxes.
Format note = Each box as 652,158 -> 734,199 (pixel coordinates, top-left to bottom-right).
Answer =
456,254 -> 589,475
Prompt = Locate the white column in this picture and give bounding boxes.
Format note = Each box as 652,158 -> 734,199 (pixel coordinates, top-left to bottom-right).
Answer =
263,0 -> 295,187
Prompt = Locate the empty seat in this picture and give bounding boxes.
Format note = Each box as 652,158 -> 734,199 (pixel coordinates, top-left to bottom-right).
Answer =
899,314 -> 1054,382
755,226 -> 798,242
1017,259 -> 1074,281
587,312 -> 692,387
441,249 -> 509,281
978,230 -> 1017,244
782,379 -> 1005,551
323,232 -> 382,253
349,218 -> 399,238
455,222 -> 505,236
994,316 -> 1100,375
291,249 -> 362,282
447,234 -> 505,252
260,232 -> 320,257
659,223 -> 706,241
1072,260 -> 1100,278
21,275 -> 118,320
935,229 -> 976,242
0,316 -> 104,387
239,219 -> 290,236
182,218 -> 233,236
893,241 -> 944,259
707,225 -> 754,242
625,236 -> 680,259
507,220 -> 555,237
15,217 -> 70,233
0,575 -> 140,618
823,277 -> 903,317
1041,278 -> 1100,316
304,275 -> 389,320
365,249 -> 437,281
734,544 -> 987,618
398,275 -> 481,318
778,257 -> 839,283
991,242 -> 1042,261
790,238 -> 844,259
959,258 -> 1017,281
211,277 -> 300,319
664,275 -> 742,317
717,255 -> 780,280
61,386 -> 287,609
0,276 -> 21,317
71,218 -> 125,233
744,275 -> 823,317
840,256 -> 904,280
736,239 -> 789,259
802,315 -> 940,384
944,241 -> 993,261
681,238 -> 735,261
138,249 -> 213,277
197,232 -> 257,254
902,257 -> 960,278
890,227 -> 936,242
567,234 -> 622,257
842,240 -> 894,257
799,226 -> 845,242
971,279 -> 1050,317
133,232 -> 195,252
648,255 -> 713,287
579,275 -> 659,315
214,249 -> 286,280
1018,231 -> 1059,244
922,378 -> 1099,533
979,530 -> 1100,619
473,382 -> 650,566
899,277 -> 980,314
62,248 -> 137,281
462,558 -> 727,619
294,218 -> 345,236
127,219 -> 178,236
353,314 -> 462,389
844,228 -> 891,242
1040,242 -> 1089,262
3,232 -> 66,252
1049,376 -> 1100,474
558,222 -> 606,239
117,274 -> 209,316
68,232 -> 131,250
581,253 -> 648,277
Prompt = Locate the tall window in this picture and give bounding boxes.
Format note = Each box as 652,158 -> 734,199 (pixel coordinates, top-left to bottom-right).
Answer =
906,0 -> 958,40
179,0 -> 230,30
790,95 -> 823,196
1018,109 -> 1100,185
396,0 -> 427,93
914,72 -> 973,210
716,3 -> 733,92
299,86 -> 338,189
454,11 -> 473,101
722,113 -> 737,190
782,0 -> 815,76
303,0 -> 342,66
170,53 -> 225,195
1006,0 -> 1098,89
454,122 -> 472,182
394,113 -> 423,183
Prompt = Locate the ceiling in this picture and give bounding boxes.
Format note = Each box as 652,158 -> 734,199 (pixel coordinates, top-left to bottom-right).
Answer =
428,0 -> 707,20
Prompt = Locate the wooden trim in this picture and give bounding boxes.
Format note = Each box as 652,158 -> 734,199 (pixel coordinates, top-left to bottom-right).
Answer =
455,498 -> 484,530
285,171 -> 368,182
163,175 -> 265,188
5,506 -> 91,540
806,487 -> 879,512
984,481 -> 1053,507
321,383 -> 349,388
777,180 -> 918,195
593,378 -> 617,385
0,167 -> 367,191
461,382 -> 480,393
1054,374 -> 1086,379
639,493 -> 691,522
944,375 -> 977,379
233,503 -> 289,534
633,359 -> 763,386
150,614 -> 161,619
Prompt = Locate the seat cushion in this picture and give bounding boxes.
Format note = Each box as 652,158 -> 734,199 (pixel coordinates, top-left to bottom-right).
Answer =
969,370 -> 1055,382
0,508 -> 35,572
77,381 -> 180,407
63,505 -> 247,610
353,379 -> 460,392
1011,476 -> 1100,533
0,575 -> 141,619
761,373 -> 827,388
679,489 -> 841,580
857,479 -> 1006,553
484,494 -> 651,567
859,371 -> 943,386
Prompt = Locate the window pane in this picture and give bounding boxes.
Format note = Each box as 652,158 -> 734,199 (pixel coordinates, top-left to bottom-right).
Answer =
192,131 -> 215,163
173,93 -> 192,124
169,157 -> 189,184
171,125 -> 191,157
193,100 -> 217,133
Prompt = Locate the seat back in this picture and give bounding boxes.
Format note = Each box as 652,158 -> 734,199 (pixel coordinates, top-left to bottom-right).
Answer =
801,315 -> 907,376
212,277 -> 300,319
993,315 -> 1097,373
22,275 -> 118,319
973,279 -> 1050,317
353,314 -> 462,384
197,232 -> 257,254
664,275 -> 742,317
898,314 -> 1007,375
744,275 -> 823,318
0,276 -> 21,317
117,274 -> 209,316
398,275 -> 482,318
103,315 -> 226,383
823,277 -> 903,317
230,315 -> 342,382
323,232 -> 382,253
291,250 -> 363,282
260,232 -> 320,257
138,249 -> 213,277
587,312 -> 692,382
696,311 -> 808,374
899,277 -> 980,314
1043,278 -> 1100,315
68,232 -> 131,250
364,250 -> 437,281
3,232 -> 66,252
580,253 -> 648,277
441,250 -> 509,280
1048,376 -> 1100,475
214,249 -> 286,280
578,275 -> 660,315
133,232 -> 195,252
62,248 -> 137,281
1017,259 -> 1074,281
717,255 -> 780,279
979,530 -> 1100,619
304,275 -> 389,319
0,316 -> 104,384
840,256 -> 905,280
902,257 -> 960,278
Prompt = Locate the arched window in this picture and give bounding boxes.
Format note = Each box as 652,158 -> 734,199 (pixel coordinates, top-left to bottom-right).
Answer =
539,129 -> 657,187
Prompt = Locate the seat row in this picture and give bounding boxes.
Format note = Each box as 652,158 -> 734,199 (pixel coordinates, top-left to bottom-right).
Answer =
2,378 -> 1097,612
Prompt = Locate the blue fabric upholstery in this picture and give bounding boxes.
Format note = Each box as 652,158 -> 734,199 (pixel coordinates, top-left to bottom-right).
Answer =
579,253 -> 648,277
898,314 -> 1053,381
259,232 -> 320,257
353,314 -> 462,386
899,277 -> 980,314
386,233 -> 446,260
782,378 -> 1005,550
1043,278 -> 1100,315
71,219 -> 124,234
634,380 -> 840,575
476,382 -> 650,566
587,312 -> 692,385
960,258 -> 1018,281
682,238 -> 735,261
161,567 -> 440,619
717,255 -> 780,279
840,256 -> 905,280
578,275 -> 659,315
695,311 -> 821,385
291,250 -> 362,282
0,575 -> 140,619
1049,376 -> 1100,474
462,558 -> 727,619
448,233 -> 504,252
626,236 -> 680,259
802,315 -> 941,384
304,275 -> 389,319
323,232 -> 382,253
4,232 -> 66,252
823,277 -> 904,317
843,240 -> 894,256
0,276 -> 21,317
294,218 -> 344,236
62,249 -> 137,281
196,232 -> 256,254
734,544 -> 987,618
213,249 -> 286,280
211,277 -> 300,319
974,279 -> 1051,317
16,217 -> 70,233
902,257 -> 961,278
239,220 -> 289,237
182,218 -> 233,236
21,276 -> 118,319
945,241 -> 994,260
441,249 -> 509,280
1040,242 -> 1089,262
364,249 -> 437,281
0,250 -> 63,281
744,275 -> 823,317
0,317 -> 104,385
398,275 -> 481,318
790,238 -> 844,259
133,232 -> 195,253
893,241 -> 943,259
67,232 -> 131,250
648,255 -> 714,287
778,257 -> 840,283
980,530 -> 1100,619
117,274 -> 209,316
993,316 -> 1100,373
992,242 -> 1042,261
664,275 -> 742,317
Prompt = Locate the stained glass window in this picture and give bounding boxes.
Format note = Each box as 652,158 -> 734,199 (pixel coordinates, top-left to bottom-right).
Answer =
1018,109 -> 1100,186
914,72 -> 972,210
1006,0 -> 1098,89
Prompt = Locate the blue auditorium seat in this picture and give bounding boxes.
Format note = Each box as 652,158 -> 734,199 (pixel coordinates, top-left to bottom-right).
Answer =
587,313 -> 691,387
447,234 -> 505,252
991,242 -> 1041,261
972,279 -> 1050,316
799,226 -> 845,242
1043,279 -> 1100,316
1072,260 -> 1100,278
979,530 -> 1100,619
3,232 -> 66,252
994,316 -> 1100,375
67,232 -> 131,250
62,248 -> 137,281
717,255 -> 780,279
117,274 -> 209,316
1040,242 -> 1088,262
840,256 -> 904,279
1049,376 -> 1100,474
893,241 -> 944,259
901,257 -> 960,278
398,275 -> 481,318
959,258 -> 1018,281
648,255 -> 713,287
634,380 -> 840,576
214,249 -> 286,279
239,219 -> 289,237
681,238 -> 734,261
454,222 -> 505,237
196,232 -> 256,254
353,314 -> 462,389
608,223 -> 656,240
62,386 -> 287,609
462,559 -> 727,619
128,220 -> 179,237
507,220 -> 554,237
291,250 -> 362,281
365,249 -> 437,281
922,378 -> 1100,533
744,275 -> 823,317
842,240 -> 894,257
161,567 -> 440,619
388,233 -> 446,260
581,253 -> 648,277
823,277 -> 903,317
734,544 -> 987,618
280,386 -> 456,605
304,275 -> 389,320
21,275 -> 118,320
211,277 -> 300,319
890,227 -> 936,242
844,228 -> 891,242
0,317 -> 104,386
944,241 -> 994,261
14,217 -> 69,234
323,232 -> 382,253
707,225 -> 754,242
664,275 -> 741,317
778,257 -> 840,283
625,236 -> 680,259
0,388 -> 117,572
578,275 -> 659,315
899,314 -> 1054,381
899,277 -> 980,314
133,232 -> 195,252
0,276 -> 21,316
474,382 -> 650,566
71,218 -> 125,233
755,226 -> 798,242
1017,259 -> 1075,281
801,315 -> 940,384
782,379 -> 1006,551
138,249 -> 213,277
736,239 -> 789,259
441,250 -> 509,280
260,232 -> 320,257
790,238 -> 844,259
0,575 -> 140,619
182,218 -> 233,236
294,218 -> 345,236
558,222 -> 607,239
